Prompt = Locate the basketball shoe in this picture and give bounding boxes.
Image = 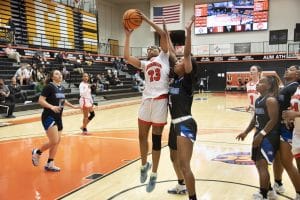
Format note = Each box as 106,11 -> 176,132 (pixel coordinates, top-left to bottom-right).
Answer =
32,149 -> 40,166
167,184 -> 187,194
44,161 -> 60,172
140,162 -> 151,183
273,182 -> 285,194
146,173 -> 157,193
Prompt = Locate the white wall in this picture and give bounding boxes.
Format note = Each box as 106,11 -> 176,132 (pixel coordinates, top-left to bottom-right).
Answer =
97,0 -> 300,50
98,0 -> 154,48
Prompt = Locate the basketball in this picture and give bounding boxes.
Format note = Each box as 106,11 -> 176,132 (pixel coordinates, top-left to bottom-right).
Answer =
123,9 -> 142,30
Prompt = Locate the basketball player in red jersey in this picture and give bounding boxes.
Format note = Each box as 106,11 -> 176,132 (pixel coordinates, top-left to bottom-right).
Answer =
124,10 -> 169,192
246,65 -> 262,112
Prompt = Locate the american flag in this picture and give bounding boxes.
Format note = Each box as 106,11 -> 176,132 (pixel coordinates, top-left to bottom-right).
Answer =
153,4 -> 181,24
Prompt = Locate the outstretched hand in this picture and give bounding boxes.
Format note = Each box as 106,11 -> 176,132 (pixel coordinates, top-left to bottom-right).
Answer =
135,9 -> 147,21
185,15 -> 195,31
236,132 -> 247,141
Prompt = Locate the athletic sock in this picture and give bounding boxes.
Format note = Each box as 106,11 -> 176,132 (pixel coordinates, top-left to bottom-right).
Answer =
178,179 -> 185,185
260,188 -> 268,199
36,149 -> 42,155
47,158 -> 54,163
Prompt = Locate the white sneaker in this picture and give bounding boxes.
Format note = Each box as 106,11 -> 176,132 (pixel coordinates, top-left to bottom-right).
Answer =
31,149 -> 40,166
252,192 -> 267,200
267,189 -> 278,200
167,184 -> 187,194
44,161 -> 60,172
273,182 -> 285,194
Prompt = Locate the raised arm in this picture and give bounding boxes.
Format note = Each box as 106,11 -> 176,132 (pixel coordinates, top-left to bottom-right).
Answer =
183,16 -> 195,74
163,20 -> 176,65
137,10 -> 168,53
123,27 -> 141,69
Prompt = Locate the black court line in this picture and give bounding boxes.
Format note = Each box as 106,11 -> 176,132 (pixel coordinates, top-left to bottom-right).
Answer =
107,179 -> 293,200
56,145 -> 169,200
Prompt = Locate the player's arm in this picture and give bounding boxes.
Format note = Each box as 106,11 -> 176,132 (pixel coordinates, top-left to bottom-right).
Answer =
261,97 -> 279,134
137,10 -> 168,53
183,16 -> 195,74
123,27 -> 141,69
38,95 -> 60,113
64,100 -> 80,109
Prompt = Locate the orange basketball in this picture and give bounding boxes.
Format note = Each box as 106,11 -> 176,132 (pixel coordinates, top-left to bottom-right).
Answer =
123,9 -> 142,30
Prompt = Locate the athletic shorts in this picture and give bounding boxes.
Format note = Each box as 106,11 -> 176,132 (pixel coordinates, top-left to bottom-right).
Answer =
168,118 -> 197,150
138,94 -> 168,126
79,97 -> 93,108
42,114 -> 63,131
251,130 -> 280,164
279,123 -> 293,144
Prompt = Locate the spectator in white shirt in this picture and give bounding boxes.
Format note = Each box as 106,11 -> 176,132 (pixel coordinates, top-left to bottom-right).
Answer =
4,43 -> 21,64
14,64 -> 29,85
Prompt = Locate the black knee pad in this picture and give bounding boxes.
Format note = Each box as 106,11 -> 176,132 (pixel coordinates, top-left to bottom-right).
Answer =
152,134 -> 162,151
88,111 -> 95,120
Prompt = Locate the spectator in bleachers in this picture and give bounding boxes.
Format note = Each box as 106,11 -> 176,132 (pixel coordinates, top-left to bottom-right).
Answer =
4,43 -> 21,65
37,67 -> 46,82
73,55 -> 84,74
8,77 -> 27,103
61,66 -> 70,81
0,79 -> 15,118
30,63 -> 38,82
33,48 -> 47,67
106,70 -> 121,85
83,52 -> 94,66
14,64 -> 30,86
55,51 -> 67,64
98,73 -> 109,91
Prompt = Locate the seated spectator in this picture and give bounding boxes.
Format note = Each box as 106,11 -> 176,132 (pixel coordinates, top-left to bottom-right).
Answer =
72,55 -> 84,74
99,73 -> 109,91
14,64 -> 30,86
0,79 -> 15,118
61,66 -> 70,81
4,43 -> 21,64
55,51 -> 67,64
36,67 -> 46,82
8,77 -> 27,103
32,48 -> 47,67
83,52 -> 94,66
106,70 -> 121,85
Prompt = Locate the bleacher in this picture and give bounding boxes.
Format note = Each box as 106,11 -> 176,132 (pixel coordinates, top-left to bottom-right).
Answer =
0,50 -> 141,115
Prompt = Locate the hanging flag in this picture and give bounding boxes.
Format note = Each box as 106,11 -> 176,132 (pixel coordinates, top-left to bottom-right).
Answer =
153,4 -> 181,24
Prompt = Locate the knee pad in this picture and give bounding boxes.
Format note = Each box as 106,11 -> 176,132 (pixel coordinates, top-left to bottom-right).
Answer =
152,134 -> 162,151
88,111 -> 95,120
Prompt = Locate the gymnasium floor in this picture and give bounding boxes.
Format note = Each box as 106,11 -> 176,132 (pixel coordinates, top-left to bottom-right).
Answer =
0,93 -> 296,200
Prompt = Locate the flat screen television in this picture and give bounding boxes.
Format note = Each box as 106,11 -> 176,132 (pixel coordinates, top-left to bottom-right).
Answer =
195,0 -> 269,35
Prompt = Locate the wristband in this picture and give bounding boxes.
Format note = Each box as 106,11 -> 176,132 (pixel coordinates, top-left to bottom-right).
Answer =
260,130 -> 267,136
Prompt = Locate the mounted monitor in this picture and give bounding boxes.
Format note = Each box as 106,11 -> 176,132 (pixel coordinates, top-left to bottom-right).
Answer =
195,0 -> 269,35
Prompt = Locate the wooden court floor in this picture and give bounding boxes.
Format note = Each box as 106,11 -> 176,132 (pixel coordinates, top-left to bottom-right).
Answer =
0,93 -> 296,200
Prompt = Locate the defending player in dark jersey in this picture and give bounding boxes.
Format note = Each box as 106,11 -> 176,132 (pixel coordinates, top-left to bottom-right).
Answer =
31,70 -> 79,172
167,16 -> 197,200
273,65 -> 300,194
237,76 -> 280,200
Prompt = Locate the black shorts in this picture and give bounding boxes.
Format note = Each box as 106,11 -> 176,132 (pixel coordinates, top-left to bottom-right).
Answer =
168,118 -> 197,150
41,113 -> 63,131
251,129 -> 280,164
